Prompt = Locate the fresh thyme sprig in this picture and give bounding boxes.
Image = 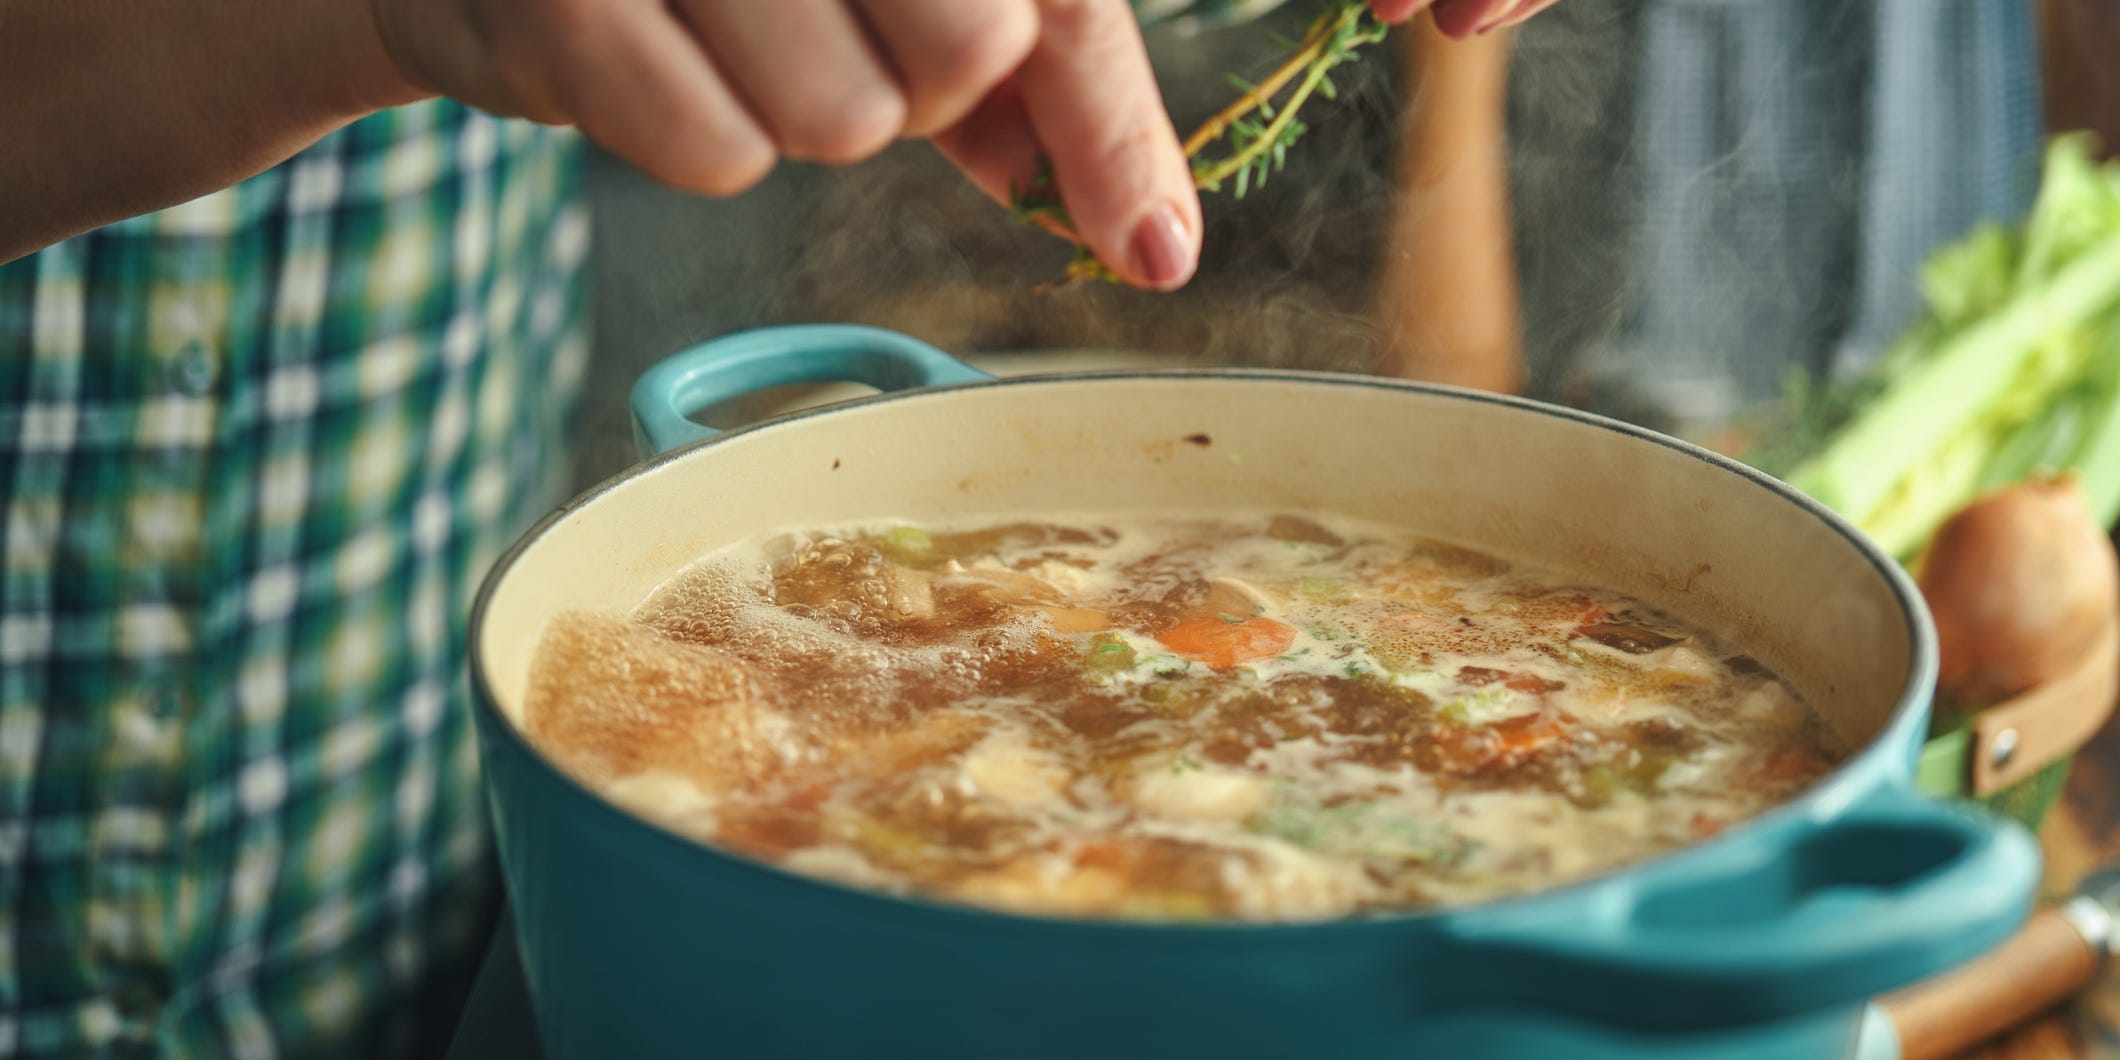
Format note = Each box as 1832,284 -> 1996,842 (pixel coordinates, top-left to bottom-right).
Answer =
1009,1 -> 1389,290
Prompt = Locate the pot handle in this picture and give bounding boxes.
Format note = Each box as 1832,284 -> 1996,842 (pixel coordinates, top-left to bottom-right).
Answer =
630,325 -> 993,455
1449,784 -> 2040,1031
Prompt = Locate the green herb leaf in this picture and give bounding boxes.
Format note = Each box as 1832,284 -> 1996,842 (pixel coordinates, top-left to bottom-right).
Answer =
1007,1 -> 1390,288
1084,631 -> 1138,673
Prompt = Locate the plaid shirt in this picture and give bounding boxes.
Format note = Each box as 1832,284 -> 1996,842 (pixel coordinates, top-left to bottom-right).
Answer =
0,100 -> 588,1057
0,6 -> 1284,1055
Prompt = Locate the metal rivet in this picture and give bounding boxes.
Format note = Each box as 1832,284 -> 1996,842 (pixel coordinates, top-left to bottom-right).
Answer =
1990,728 -> 2020,770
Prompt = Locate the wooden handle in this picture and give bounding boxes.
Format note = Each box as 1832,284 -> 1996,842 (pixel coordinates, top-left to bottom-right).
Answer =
1878,907 -> 2103,1060
1967,606 -> 2120,796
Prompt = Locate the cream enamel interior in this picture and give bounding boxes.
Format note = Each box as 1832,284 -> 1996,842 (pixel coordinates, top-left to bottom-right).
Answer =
477,375 -> 1918,753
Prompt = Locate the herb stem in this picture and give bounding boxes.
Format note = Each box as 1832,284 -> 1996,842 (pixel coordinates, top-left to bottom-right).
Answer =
1180,7 -> 1353,158
1189,14 -> 1352,189
1012,0 -> 1385,288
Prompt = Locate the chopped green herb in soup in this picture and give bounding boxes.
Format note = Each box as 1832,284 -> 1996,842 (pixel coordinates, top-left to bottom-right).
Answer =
522,514 -> 1842,921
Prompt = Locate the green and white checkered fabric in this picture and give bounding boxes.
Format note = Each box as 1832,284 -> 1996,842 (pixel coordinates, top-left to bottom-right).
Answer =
0,100 -> 588,1057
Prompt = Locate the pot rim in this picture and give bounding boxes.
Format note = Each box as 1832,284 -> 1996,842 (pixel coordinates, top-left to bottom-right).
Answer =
469,366 -> 1938,939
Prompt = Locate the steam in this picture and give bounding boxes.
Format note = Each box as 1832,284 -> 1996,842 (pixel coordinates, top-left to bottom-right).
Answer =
767,6 -> 1405,374
579,0 -> 2046,490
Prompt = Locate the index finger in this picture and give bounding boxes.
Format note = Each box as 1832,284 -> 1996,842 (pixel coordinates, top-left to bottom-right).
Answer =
1011,0 -> 1201,291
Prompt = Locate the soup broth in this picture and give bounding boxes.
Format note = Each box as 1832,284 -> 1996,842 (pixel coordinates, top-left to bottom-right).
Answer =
521,513 -> 1842,921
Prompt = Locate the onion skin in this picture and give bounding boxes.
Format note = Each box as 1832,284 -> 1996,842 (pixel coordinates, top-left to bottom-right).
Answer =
1918,475 -> 2119,708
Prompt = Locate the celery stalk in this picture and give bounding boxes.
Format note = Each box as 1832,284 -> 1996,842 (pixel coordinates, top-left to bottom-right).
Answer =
1974,400 -> 2081,494
1855,431 -> 1994,560
1775,135 -> 2120,557
1786,234 -> 2120,528
2066,329 -> 2120,524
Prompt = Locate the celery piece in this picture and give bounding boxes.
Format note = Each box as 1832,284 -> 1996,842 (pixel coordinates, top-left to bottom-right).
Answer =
874,525 -> 933,564
1437,685 -> 1522,726
1920,225 -> 2018,325
1857,428 -> 2004,561
2075,408 -> 2120,526
1245,796 -> 1459,864
1246,802 -> 1323,849
1084,632 -> 1138,673
1624,746 -> 1677,791
1975,388 -> 2088,494
1296,576 -> 1352,602
2068,325 -> 2120,525
1578,762 -> 1620,806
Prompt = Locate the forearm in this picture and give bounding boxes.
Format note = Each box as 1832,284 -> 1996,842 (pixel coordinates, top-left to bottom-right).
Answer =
1375,20 -> 1520,392
0,0 -> 425,263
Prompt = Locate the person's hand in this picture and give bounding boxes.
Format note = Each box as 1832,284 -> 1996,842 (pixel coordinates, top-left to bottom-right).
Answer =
1411,0 -> 1561,37
367,0 -> 1211,290
362,0 -> 1539,292
922,0 -> 1529,285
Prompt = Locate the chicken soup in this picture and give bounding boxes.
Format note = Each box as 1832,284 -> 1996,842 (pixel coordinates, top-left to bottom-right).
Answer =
521,513 -> 1841,921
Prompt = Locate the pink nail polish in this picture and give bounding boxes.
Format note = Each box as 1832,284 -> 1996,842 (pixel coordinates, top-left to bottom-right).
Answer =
1128,204 -> 1197,290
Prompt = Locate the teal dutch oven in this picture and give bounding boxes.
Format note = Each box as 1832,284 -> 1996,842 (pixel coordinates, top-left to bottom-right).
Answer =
469,325 -> 2040,1060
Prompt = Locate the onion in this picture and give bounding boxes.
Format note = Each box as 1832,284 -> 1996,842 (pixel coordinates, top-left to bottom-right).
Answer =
1918,475 -> 2118,707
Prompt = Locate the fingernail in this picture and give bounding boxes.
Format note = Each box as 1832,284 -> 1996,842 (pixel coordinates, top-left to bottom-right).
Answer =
1128,203 -> 1197,290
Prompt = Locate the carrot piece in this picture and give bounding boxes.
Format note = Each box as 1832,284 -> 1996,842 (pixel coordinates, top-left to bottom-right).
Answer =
783,782 -> 834,812
1433,711 -> 1576,773
1074,840 -> 1134,872
1457,665 -> 1507,686
715,804 -> 821,859
1759,747 -> 1822,785
1489,711 -> 1572,765
1459,666 -> 1563,695
1503,672 -> 1564,695
1156,615 -> 1297,670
